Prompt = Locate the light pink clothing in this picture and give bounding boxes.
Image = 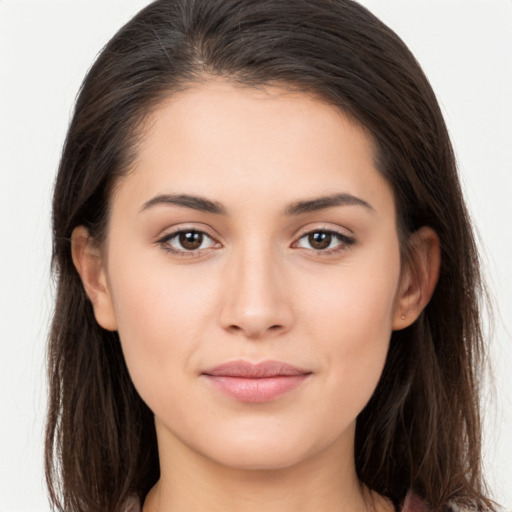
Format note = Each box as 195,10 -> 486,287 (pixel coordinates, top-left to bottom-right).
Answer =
402,491 -> 430,512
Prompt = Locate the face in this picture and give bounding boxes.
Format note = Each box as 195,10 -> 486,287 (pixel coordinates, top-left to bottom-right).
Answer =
86,80 -> 409,471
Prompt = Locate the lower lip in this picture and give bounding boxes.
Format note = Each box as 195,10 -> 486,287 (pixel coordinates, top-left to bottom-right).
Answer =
203,375 -> 310,403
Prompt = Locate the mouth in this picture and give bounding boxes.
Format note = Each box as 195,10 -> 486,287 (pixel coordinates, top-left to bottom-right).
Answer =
201,360 -> 312,403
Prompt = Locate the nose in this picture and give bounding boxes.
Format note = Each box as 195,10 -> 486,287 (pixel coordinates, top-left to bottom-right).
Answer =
219,244 -> 294,339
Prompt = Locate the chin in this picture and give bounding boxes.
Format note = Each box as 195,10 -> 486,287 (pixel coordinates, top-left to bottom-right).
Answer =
212,448 -> 308,472
198,429 -> 328,472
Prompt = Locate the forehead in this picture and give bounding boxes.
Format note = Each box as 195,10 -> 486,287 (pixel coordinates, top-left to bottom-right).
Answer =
112,79 -> 394,219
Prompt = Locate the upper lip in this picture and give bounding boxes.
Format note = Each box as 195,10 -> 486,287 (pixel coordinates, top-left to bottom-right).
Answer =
202,360 -> 311,378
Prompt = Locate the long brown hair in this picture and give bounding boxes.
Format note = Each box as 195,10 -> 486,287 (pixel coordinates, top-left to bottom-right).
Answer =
46,1 -> 495,510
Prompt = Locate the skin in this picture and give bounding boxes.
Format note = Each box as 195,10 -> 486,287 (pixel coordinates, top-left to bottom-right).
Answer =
72,80 -> 440,512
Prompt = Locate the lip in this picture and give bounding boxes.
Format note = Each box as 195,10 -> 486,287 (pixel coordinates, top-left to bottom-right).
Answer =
201,360 -> 312,403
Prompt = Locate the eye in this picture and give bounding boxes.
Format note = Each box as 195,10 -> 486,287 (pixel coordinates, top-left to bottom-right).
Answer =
157,229 -> 219,255
294,229 -> 355,253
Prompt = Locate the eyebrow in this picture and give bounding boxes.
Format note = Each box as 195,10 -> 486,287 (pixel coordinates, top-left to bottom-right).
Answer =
140,194 -> 227,215
283,193 -> 375,216
140,192 -> 374,216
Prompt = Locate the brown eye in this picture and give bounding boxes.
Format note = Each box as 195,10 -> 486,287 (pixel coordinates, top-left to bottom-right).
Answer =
159,229 -> 218,254
179,231 -> 203,250
308,231 -> 332,250
294,229 -> 356,253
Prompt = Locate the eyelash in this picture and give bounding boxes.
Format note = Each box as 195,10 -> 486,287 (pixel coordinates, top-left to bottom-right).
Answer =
292,229 -> 356,255
156,228 -> 356,258
156,228 -> 220,258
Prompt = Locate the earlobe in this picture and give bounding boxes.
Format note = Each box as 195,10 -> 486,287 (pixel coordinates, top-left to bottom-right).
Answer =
392,226 -> 441,330
71,226 -> 118,331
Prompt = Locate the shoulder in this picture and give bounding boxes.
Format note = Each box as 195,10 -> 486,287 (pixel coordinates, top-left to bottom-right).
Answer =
401,492 -> 497,512
445,503 -> 500,512
402,491 -> 430,512
123,495 -> 141,512
446,505 -> 471,512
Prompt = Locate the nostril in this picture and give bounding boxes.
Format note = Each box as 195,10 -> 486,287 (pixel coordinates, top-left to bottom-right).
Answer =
225,323 -> 285,337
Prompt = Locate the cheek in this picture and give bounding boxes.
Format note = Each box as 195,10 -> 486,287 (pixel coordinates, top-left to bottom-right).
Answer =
105,250 -> 216,404
300,244 -> 401,404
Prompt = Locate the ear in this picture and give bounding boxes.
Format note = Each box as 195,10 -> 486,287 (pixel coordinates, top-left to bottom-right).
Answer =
392,226 -> 441,330
71,226 -> 118,331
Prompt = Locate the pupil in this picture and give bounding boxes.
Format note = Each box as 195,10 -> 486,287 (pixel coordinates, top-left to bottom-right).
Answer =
179,231 -> 202,250
309,232 -> 331,250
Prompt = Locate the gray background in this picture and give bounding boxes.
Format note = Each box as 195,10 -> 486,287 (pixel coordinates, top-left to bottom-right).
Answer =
1,1 -> 510,510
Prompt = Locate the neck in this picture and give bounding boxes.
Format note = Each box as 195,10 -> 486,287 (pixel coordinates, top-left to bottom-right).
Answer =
143,421 -> 393,512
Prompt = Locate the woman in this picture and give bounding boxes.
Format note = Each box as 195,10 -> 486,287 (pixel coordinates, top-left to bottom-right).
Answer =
45,1 -> 497,511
